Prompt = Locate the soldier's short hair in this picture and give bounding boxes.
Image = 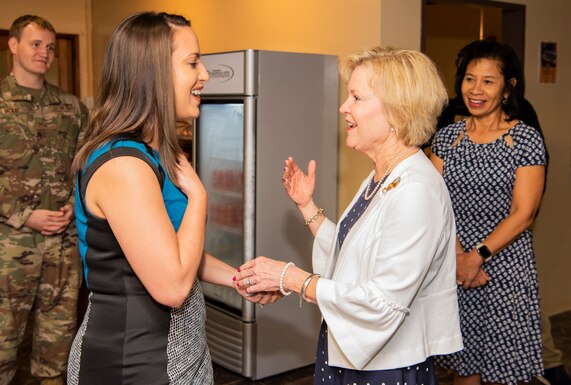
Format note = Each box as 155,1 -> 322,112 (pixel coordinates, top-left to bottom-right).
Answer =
9,15 -> 56,40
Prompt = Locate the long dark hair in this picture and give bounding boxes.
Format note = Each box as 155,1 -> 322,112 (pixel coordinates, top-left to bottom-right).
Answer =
454,40 -> 524,121
73,12 -> 191,185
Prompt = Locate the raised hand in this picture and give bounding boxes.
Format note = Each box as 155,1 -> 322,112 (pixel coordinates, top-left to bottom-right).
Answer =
282,157 -> 316,208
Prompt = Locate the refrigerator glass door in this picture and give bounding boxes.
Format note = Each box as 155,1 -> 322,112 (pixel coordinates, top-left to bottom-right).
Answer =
196,102 -> 244,313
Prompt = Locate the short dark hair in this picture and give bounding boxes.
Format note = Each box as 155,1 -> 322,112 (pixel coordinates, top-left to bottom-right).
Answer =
9,15 -> 56,40
454,40 -> 524,121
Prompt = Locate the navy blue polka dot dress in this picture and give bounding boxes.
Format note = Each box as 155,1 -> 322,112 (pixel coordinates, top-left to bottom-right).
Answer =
431,120 -> 546,385
313,175 -> 438,385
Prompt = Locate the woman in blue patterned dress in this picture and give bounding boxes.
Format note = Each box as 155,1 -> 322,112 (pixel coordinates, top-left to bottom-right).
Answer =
234,47 -> 463,385
431,40 -> 546,385
67,12 -> 277,384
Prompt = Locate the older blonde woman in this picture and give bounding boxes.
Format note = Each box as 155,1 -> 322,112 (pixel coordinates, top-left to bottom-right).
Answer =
235,47 -> 463,385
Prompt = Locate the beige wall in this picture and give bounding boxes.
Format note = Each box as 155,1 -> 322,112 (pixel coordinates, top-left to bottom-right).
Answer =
0,0 -> 93,104
336,0 -> 424,214
508,0 -> 571,316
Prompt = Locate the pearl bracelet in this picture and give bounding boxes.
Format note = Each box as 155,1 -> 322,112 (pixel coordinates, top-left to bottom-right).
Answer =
299,273 -> 320,308
279,262 -> 295,296
304,207 -> 324,226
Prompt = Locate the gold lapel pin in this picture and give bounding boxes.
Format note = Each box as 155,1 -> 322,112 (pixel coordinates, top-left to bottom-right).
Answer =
382,177 -> 401,194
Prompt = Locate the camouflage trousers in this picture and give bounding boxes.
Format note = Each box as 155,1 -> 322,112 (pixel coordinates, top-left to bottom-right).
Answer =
0,226 -> 81,384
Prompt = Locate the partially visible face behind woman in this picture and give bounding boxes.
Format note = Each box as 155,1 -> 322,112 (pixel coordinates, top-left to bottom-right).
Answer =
339,65 -> 392,157
461,58 -> 508,120
171,26 -> 209,122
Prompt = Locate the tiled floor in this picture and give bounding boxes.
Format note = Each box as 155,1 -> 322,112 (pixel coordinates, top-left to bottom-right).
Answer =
12,310 -> 571,384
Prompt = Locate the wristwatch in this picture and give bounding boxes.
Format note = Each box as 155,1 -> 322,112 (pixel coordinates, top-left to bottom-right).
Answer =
476,243 -> 492,263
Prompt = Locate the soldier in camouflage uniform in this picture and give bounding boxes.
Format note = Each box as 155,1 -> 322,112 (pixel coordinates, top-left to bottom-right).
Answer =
0,15 -> 87,385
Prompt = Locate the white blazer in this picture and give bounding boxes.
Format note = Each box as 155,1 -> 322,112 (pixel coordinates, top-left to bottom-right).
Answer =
314,151 -> 463,370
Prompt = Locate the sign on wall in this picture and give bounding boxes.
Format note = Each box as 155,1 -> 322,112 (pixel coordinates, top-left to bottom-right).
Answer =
540,42 -> 556,84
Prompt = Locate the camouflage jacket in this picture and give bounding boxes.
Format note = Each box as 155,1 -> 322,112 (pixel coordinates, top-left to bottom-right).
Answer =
0,74 -> 88,230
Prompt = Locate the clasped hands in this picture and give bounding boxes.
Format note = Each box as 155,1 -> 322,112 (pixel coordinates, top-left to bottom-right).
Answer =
456,249 -> 491,289
233,256 -> 289,306
24,204 -> 74,235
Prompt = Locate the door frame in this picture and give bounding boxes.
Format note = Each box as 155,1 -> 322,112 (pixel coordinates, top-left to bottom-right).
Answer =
421,0 -> 526,64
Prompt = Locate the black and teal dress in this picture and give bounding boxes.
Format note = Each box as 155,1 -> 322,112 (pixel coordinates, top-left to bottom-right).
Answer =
68,139 -> 213,384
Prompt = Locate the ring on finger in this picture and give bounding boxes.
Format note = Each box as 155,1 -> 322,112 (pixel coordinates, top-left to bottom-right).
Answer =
246,277 -> 252,286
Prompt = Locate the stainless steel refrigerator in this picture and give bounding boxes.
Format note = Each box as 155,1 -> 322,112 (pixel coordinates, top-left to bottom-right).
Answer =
193,50 -> 338,380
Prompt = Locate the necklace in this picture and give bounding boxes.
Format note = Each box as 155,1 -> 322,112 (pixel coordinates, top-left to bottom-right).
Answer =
364,146 -> 417,201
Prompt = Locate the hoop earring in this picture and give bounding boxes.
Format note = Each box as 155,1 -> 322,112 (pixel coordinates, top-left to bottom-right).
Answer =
503,95 -> 509,105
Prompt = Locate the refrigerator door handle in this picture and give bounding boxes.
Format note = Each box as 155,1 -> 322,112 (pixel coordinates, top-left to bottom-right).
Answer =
242,95 -> 256,323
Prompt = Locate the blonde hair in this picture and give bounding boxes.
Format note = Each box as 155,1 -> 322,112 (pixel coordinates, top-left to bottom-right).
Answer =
340,47 -> 448,146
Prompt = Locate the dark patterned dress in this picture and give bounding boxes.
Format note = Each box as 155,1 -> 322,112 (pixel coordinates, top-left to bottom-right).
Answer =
432,120 -> 546,384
